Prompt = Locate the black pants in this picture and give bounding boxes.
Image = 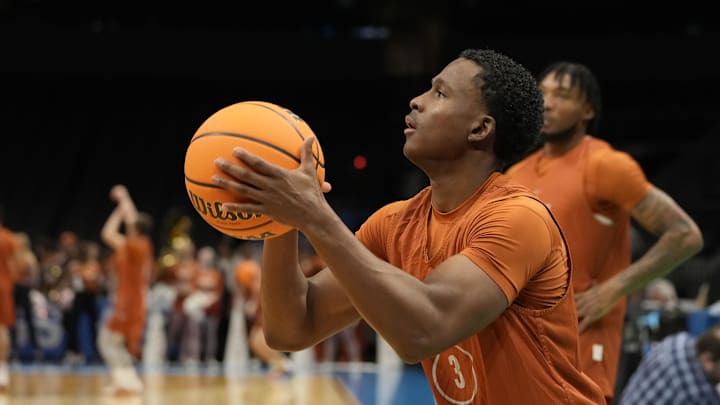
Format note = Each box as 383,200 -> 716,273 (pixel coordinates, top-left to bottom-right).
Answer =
63,290 -> 99,356
12,284 -> 37,350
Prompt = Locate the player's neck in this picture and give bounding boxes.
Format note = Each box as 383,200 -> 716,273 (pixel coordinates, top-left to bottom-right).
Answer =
428,159 -> 497,213
543,132 -> 587,157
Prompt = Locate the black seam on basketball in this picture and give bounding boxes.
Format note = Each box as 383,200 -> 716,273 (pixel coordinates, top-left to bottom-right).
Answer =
244,102 -> 307,142
242,102 -> 326,169
185,175 -> 224,189
211,219 -> 274,231
191,132 -> 301,164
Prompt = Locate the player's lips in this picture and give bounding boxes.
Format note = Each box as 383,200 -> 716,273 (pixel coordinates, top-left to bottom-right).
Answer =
404,115 -> 416,135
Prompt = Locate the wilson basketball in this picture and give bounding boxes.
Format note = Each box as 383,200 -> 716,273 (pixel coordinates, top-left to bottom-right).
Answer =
184,101 -> 325,240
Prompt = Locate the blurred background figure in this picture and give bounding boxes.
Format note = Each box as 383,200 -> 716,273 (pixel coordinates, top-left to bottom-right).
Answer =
11,232 -> 40,361
164,238 -> 199,366
0,205 -> 21,390
235,246 -> 292,377
620,324 -> 720,404
300,244 -> 361,367
181,245 -> 223,367
506,61 -> 704,403
98,185 -> 154,395
223,242 -> 257,374
64,240 -> 104,364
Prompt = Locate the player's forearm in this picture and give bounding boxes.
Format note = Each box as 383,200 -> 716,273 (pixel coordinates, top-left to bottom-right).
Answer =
612,219 -> 703,298
303,208 -> 441,363
100,207 -> 124,244
260,231 -> 313,348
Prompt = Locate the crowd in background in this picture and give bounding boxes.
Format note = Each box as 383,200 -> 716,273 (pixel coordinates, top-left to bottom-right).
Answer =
4,219 -> 366,372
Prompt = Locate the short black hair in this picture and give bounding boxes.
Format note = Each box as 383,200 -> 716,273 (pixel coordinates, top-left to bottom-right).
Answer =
539,61 -> 602,136
0,204 -> 4,225
459,49 -> 544,168
696,325 -> 720,361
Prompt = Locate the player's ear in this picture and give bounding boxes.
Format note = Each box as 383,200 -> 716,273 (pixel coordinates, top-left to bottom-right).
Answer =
582,102 -> 595,121
469,115 -> 495,142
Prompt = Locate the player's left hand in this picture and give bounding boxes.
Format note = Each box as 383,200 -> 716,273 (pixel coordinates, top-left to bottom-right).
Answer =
575,281 -> 620,333
212,135 -> 331,230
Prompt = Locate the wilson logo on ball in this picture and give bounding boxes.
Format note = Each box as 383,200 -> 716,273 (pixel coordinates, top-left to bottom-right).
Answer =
184,101 -> 325,240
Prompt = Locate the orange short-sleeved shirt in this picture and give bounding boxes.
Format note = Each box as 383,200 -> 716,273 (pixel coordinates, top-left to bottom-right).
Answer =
506,136 -> 653,398
0,227 -> 20,327
357,172 -> 605,405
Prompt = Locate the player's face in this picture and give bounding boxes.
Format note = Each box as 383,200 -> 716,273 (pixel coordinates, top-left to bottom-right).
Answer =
403,58 -> 486,163
539,73 -> 594,141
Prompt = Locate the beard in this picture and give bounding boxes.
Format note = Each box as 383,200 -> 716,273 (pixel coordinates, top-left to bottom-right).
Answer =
542,125 -> 576,143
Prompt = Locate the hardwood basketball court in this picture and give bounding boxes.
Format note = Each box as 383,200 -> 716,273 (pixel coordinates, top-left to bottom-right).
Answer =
0,363 -> 433,405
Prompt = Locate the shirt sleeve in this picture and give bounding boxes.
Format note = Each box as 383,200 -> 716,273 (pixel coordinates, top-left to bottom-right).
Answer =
460,199 -> 554,304
355,201 -> 406,260
586,148 -> 653,212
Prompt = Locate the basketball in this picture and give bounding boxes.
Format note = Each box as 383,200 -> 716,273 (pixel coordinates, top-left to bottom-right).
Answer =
184,101 -> 325,240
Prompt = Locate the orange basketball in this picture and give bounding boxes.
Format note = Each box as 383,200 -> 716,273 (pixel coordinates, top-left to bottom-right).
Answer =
184,101 -> 325,240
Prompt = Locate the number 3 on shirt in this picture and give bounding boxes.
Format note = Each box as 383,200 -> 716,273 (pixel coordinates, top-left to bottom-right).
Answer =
431,345 -> 478,404
448,355 -> 466,388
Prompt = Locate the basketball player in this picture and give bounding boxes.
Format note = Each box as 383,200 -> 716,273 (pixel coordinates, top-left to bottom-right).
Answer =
213,49 -> 606,403
505,61 -> 704,402
0,205 -> 21,391
99,185 -> 154,395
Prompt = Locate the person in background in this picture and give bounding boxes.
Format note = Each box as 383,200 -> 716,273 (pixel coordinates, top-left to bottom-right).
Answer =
12,232 -> 40,360
98,185 -> 154,395
182,246 -> 223,366
235,253 -> 292,377
620,325 -> 720,404
0,204 -> 21,390
506,61 -> 704,402
64,241 -> 104,363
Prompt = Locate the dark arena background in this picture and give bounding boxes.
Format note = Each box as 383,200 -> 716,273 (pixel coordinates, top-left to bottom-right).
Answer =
3,3 -> 718,247
1,2 -> 719,404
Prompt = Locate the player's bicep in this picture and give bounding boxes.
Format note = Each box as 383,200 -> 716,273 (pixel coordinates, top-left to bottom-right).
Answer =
631,187 -> 697,237
306,266 -> 361,340
423,255 -> 508,346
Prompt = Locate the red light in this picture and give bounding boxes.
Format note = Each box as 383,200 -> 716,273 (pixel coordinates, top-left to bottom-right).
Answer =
353,155 -> 367,170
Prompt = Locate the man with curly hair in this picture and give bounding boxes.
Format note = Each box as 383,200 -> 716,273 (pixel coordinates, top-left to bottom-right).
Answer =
212,49 -> 605,404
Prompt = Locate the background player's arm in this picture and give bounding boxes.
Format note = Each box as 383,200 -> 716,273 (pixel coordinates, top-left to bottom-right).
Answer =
576,151 -> 704,331
577,186 -> 703,331
615,187 -> 703,296
111,184 -> 139,229
101,186 -> 129,251
101,205 -> 126,251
